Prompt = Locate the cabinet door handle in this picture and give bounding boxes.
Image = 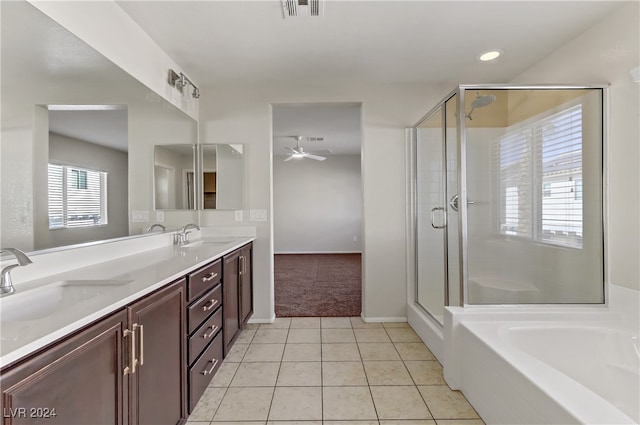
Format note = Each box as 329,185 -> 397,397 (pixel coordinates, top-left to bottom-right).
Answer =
123,328 -> 137,375
134,323 -> 144,366
202,298 -> 219,312
201,359 -> 219,376
202,272 -> 218,282
202,325 -> 219,339
239,256 -> 243,276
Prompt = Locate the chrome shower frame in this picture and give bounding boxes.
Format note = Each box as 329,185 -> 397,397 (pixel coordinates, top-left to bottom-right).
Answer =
412,83 -> 609,319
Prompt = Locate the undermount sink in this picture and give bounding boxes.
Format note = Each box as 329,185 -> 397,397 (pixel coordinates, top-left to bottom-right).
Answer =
0,279 -> 132,322
181,239 -> 234,248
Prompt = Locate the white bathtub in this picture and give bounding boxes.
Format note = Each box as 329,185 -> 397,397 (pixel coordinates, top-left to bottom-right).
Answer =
460,320 -> 638,424
442,285 -> 640,425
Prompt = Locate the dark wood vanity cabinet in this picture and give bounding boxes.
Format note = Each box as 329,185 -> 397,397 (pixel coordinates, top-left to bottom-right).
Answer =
1,310 -> 128,425
0,243 -> 253,424
239,244 -> 253,326
222,243 -> 253,355
0,279 -> 187,425
128,279 -> 186,425
185,260 -> 223,413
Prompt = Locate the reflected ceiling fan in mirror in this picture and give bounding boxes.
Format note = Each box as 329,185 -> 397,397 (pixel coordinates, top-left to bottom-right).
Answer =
283,136 -> 331,161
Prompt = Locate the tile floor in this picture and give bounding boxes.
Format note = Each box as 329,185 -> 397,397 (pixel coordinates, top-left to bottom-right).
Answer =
187,317 -> 484,425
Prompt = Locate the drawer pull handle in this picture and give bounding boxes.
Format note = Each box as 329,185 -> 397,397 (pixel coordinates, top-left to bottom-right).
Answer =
202,325 -> 219,339
202,299 -> 219,312
201,359 -> 219,376
202,272 -> 218,282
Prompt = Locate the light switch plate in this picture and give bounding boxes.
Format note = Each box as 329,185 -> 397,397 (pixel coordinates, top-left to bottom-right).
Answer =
156,211 -> 165,222
132,210 -> 149,222
234,210 -> 243,221
250,209 -> 267,221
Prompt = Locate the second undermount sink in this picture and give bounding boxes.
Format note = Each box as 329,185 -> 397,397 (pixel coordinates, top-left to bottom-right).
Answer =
0,279 -> 132,323
181,239 -> 234,248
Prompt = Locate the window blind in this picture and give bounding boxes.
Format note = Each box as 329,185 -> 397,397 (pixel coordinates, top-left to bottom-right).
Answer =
495,105 -> 583,248
48,164 -> 108,229
538,105 -> 583,247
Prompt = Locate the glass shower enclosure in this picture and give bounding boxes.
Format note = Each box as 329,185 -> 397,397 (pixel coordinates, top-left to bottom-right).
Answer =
413,85 -> 605,325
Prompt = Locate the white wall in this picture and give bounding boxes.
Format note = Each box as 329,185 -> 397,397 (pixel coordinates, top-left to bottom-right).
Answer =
510,2 -> 640,292
274,155 -> 362,254
199,82 -> 450,322
35,133 -> 129,249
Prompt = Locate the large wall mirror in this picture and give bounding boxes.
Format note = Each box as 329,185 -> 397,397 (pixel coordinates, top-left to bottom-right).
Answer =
153,144 -> 244,210
0,1 -> 198,253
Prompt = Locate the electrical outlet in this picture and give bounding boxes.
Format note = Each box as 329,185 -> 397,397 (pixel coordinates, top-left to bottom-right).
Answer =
132,210 -> 149,222
235,210 -> 243,221
156,211 -> 165,222
250,209 -> 267,221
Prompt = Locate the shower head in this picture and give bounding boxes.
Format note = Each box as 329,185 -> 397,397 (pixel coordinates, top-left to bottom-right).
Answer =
471,94 -> 496,109
466,93 -> 496,120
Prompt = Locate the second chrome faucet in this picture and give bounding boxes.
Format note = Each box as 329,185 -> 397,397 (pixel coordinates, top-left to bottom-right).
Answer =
174,223 -> 200,246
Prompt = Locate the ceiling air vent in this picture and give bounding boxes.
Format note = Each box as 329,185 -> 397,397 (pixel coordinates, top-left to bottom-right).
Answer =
282,0 -> 322,18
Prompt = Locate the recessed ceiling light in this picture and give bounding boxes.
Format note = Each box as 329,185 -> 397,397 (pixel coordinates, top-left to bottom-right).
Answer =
478,49 -> 503,62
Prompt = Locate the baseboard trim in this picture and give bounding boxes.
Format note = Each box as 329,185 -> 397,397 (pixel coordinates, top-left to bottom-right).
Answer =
361,314 -> 408,323
274,251 -> 363,255
248,313 -> 276,324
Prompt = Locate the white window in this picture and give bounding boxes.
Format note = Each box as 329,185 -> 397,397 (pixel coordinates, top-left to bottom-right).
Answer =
48,164 -> 108,229
495,105 -> 583,248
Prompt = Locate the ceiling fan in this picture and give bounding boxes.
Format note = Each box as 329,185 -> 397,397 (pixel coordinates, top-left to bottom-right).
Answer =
283,136 -> 331,161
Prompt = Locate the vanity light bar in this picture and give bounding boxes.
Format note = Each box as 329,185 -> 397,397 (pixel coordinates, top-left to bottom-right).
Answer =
168,69 -> 200,99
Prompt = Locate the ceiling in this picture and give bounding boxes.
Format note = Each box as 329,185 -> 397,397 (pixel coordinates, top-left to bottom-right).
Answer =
116,1 -> 624,156
117,1 -> 624,87
273,103 -> 361,156
49,109 -> 129,152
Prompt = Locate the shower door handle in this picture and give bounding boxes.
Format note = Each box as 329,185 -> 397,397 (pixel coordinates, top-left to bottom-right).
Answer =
449,194 -> 475,212
430,207 -> 446,229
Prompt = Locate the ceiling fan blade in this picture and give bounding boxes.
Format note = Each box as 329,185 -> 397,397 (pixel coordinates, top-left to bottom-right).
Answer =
283,155 -> 295,161
283,146 -> 296,153
304,153 -> 326,161
308,149 -> 332,155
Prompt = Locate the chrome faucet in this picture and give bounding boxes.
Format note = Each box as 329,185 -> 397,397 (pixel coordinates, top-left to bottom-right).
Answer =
0,248 -> 33,297
146,223 -> 166,232
174,223 -> 200,246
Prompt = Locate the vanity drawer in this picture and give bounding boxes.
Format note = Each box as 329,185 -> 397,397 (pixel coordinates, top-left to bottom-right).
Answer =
188,259 -> 222,302
188,284 -> 222,334
188,331 -> 223,412
188,306 -> 223,365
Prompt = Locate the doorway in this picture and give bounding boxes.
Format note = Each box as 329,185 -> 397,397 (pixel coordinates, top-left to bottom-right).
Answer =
272,102 -> 363,317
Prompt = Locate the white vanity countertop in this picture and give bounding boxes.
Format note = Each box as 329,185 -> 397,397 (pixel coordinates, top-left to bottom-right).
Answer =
0,236 -> 254,369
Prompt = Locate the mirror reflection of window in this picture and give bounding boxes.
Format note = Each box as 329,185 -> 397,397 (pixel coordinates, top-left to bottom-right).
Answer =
48,164 -> 108,229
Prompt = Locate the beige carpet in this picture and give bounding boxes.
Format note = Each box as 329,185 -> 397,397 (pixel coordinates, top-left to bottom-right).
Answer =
274,254 -> 362,317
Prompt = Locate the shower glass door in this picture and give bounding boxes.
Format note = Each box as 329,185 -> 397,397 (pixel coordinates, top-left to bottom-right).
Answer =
416,107 -> 446,323
415,94 -> 461,324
